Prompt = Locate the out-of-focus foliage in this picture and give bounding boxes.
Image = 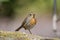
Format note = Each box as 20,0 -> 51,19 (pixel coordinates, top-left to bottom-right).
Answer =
0,0 -> 60,18
57,0 -> 60,15
14,0 -> 54,16
0,0 -> 14,18
0,0 -> 9,2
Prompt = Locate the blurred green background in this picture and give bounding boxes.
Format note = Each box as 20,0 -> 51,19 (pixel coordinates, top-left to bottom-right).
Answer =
0,0 -> 60,18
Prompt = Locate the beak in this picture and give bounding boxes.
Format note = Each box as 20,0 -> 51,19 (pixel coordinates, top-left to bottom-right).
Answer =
33,14 -> 35,18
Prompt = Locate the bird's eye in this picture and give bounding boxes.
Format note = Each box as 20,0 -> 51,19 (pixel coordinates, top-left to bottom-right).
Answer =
29,14 -> 32,16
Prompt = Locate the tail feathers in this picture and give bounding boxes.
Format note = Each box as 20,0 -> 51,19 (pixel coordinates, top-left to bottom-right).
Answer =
15,26 -> 22,31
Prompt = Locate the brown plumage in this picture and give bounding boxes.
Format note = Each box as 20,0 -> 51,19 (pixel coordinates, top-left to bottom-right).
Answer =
15,13 -> 37,34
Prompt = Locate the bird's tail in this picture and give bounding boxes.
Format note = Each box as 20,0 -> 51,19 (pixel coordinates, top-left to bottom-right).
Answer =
15,26 -> 22,31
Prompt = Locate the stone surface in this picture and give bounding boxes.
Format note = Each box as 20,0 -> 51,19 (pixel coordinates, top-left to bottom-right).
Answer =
0,31 -> 60,40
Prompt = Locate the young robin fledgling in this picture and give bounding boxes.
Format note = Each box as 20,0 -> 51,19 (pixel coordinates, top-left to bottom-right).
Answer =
15,13 -> 37,34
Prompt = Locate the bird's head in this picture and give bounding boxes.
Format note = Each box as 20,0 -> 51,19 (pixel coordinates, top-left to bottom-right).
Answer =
29,13 -> 35,18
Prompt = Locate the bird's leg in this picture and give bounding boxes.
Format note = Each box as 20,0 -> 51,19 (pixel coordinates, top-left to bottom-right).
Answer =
15,26 -> 22,31
28,30 -> 32,34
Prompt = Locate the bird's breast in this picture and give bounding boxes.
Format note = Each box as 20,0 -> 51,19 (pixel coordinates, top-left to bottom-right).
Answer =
30,18 -> 36,25
23,17 -> 36,30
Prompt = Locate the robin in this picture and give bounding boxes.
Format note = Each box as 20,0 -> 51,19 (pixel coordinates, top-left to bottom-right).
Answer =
15,13 -> 37,34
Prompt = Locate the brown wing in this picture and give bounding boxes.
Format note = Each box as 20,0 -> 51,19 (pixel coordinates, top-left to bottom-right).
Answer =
15,17 -> 27,31
20,17 -> 27,27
